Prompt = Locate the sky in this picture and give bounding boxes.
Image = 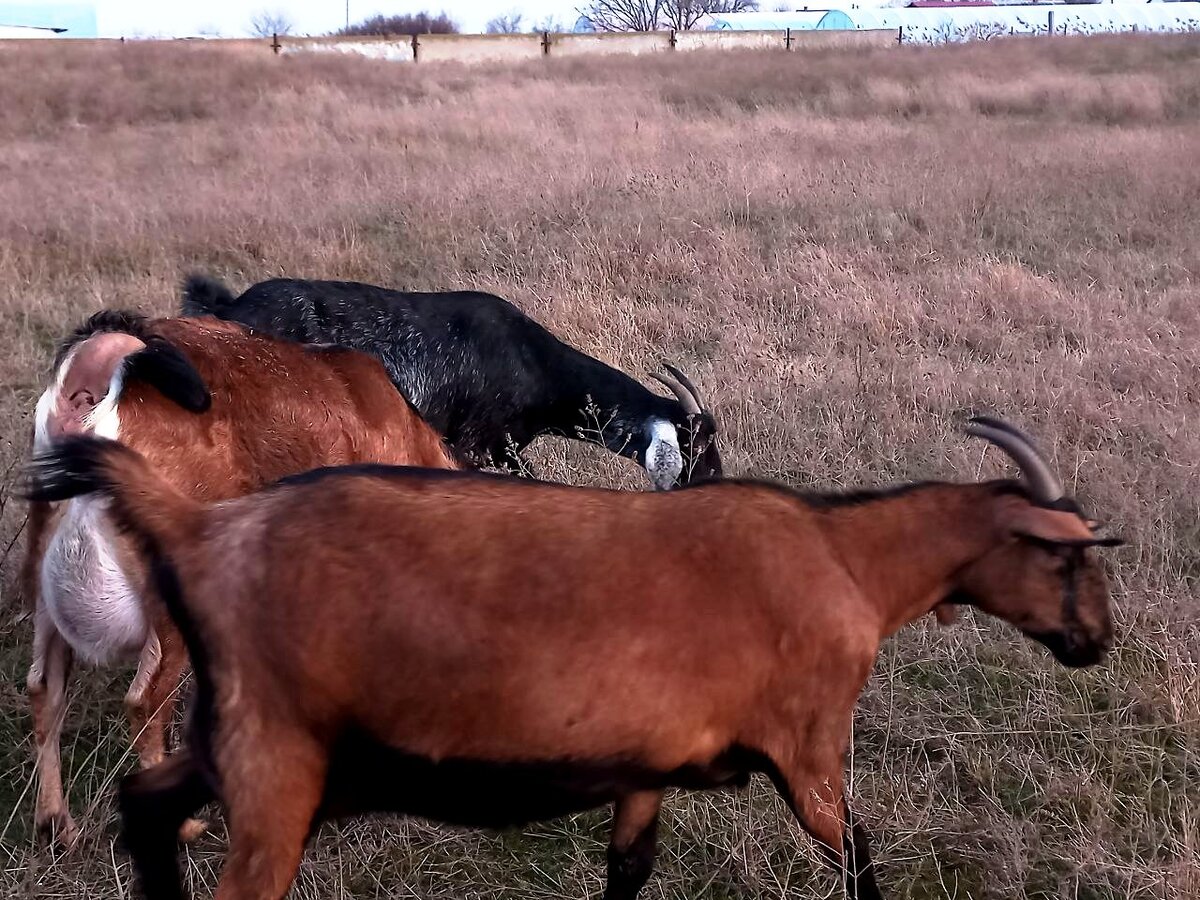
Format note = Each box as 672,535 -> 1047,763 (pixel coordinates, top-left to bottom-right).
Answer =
0,1 -> 590,37
6,0 -> 1174,38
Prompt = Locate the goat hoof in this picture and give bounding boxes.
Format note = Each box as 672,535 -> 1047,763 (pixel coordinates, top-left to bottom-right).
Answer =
178,817 -> 208,843
36,809 -> 80,850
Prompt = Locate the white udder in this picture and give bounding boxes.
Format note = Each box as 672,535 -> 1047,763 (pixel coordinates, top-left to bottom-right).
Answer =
41,498 -> 146,666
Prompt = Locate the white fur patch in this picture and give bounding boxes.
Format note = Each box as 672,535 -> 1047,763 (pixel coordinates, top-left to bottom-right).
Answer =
81,360 -> 124,440
33,387 -> 58,452
41,498 -> 145,665
645,418 -> 683,491
33,346 -> 77,451
36,346 -> 134,664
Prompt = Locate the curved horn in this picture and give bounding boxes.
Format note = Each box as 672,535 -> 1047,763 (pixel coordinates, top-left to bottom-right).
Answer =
652,362 -> 705,415
651,367 -> 701,415
966,415 -> 1064,503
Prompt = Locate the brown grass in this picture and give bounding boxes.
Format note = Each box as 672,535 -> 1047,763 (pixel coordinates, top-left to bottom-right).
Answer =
1,34 -> 1198,900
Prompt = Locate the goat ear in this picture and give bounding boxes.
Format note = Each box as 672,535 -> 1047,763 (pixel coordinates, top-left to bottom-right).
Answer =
1000,501 -> 1097,544
1002,504 -> 1124,548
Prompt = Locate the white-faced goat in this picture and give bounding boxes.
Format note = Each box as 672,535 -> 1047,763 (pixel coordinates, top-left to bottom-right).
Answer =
22,310 -> 458,848
181,275 -> 722,489
23,418 -> 1120,899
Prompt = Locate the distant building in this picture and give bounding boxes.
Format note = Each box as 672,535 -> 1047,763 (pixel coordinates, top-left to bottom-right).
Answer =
701,11 -> 828,29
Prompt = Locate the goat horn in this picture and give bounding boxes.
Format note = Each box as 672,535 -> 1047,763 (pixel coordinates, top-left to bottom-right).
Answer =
966,415 -> 1064,503
651,373 -> 700,415
652,362 -> 704,415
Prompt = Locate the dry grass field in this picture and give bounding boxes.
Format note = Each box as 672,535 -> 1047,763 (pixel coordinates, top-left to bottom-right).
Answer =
0,33 -> 1198,900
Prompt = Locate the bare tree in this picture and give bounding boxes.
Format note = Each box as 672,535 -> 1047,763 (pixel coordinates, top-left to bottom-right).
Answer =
580,0 -> 664,32
529,14 -> 569,33
249,9 -> 295,37
580,0 -> 757,32
486,11 -> 527,33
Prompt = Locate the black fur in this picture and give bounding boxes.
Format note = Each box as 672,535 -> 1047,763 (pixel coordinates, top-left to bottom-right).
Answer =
317,732 -> 766,828
180,275 -> 721,484
21,434 -> 126,502
119,754 -> 213,900
606,816 -> 659,900
179,274 -> 236,318
274,460 -> 1004,522
124,339 -> 212,413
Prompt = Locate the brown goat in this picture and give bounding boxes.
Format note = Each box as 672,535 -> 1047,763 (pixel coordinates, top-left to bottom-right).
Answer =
23,310 -> 458,848
23,418 -> 1120,899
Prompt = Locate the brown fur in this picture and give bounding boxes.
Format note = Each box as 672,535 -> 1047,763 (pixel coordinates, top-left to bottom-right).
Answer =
32,431 -> 1119,900
24,315 -> 458,848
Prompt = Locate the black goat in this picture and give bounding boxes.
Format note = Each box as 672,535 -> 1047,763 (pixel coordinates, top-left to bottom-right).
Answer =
181,276 -> 721,489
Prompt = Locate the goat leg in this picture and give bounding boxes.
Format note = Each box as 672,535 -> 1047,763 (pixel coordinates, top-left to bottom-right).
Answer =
120,750 -> 214,900
125,628 -> 208,842
602,790 -> 662,900
773,761 -> 882,900
213,728 -> 327,900
27,609 -> 79,849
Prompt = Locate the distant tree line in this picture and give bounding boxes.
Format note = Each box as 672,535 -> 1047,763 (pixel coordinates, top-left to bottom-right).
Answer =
336,12 -> 459,36
293,3 -> 758,39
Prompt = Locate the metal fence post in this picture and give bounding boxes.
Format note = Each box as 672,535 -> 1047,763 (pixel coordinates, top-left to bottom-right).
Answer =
669,28 -> 677,49
411,33 -> 420,62
1047,10 -> 1055,36
541,30 -> 551,55
785,27 -> 792,50
271,32 -> 281,55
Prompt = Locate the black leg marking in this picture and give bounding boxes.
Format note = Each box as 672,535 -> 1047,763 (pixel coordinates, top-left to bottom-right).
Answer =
604,813 -> 658,900
119,753 -> 214,900
841,812 -> 883,900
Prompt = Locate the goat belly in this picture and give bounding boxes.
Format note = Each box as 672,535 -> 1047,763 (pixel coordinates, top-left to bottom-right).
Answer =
318,734 -> 758,829
321,743 -> 626,828
40,499 -> 146,665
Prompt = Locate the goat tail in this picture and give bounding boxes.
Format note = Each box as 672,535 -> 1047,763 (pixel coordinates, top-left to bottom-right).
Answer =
180,272 -> 237,317
23,435 -> 202,561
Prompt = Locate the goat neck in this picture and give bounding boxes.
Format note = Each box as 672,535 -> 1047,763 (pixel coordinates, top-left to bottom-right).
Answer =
815,482 -> 1004,639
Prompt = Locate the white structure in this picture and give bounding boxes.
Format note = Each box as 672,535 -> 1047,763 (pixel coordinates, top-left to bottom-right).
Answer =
815,2 -> 1200,42
700,11 -> 830,30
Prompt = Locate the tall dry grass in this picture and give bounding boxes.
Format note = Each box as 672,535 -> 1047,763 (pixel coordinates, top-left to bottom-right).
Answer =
0,34 -> 1197,900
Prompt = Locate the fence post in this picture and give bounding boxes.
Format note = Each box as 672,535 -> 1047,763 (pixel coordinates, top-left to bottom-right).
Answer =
541,30 -> 551,55
411,33 -> 420,62
271,32 -> 281,55
785,27 -> 792,50
1047,10 -> 1054,36
669,28 -> 677,49
897,26 -> 903,44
